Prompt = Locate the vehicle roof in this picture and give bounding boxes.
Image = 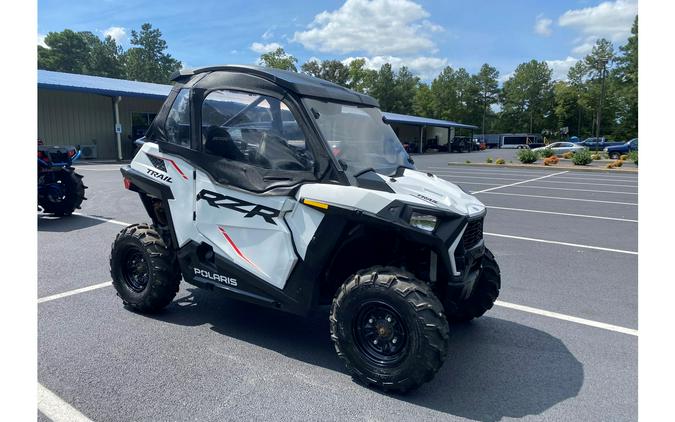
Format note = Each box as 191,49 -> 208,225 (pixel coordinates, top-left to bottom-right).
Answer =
173,65 -> 379,107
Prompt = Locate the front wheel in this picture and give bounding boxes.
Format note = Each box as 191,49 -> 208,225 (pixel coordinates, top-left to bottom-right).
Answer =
110,224 -> 181,313
444,248 -> 501,322
609,152 -> 621,160
330,266 -> 449,393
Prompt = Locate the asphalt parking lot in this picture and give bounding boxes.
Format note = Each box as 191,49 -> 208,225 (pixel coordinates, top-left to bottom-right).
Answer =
38,154 -> 638,421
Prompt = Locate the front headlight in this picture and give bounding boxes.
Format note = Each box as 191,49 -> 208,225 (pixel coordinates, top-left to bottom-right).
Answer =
410,212 -> 437,232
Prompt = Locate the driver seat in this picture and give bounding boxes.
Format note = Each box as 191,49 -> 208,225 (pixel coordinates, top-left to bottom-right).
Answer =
204,126 -> 246,162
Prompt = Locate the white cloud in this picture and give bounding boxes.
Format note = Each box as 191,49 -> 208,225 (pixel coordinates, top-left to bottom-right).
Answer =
559,0 -> 637,53
293,0 -> 443,56
250,42 -> 282,54
534,15 -> 553,37
343,55 -> 448,81
103,26 -> 127,43
546,56 -> 579,81
262,27 -> 275,40
38,33 -> 48,48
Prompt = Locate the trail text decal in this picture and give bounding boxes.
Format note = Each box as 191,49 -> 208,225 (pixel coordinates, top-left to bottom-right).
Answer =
146,168 -> 172,183
197,189 -> 280,225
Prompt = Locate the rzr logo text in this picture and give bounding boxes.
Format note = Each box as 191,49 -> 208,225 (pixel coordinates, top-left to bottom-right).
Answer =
197,190 -> 280,225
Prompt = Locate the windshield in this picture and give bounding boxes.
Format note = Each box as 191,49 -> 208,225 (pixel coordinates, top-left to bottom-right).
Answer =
304,98 -> 413,176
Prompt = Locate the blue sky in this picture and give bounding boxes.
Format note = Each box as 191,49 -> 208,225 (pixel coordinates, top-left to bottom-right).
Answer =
38,0 -> 638,82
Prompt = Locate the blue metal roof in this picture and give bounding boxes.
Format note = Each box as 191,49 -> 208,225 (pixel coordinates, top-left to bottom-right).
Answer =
382,111 -> 477,130
37,70 -> 476,129
37,70 -> 172,99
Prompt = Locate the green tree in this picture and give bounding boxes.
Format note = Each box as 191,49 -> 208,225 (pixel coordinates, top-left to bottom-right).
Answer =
300,59 -> 349,85
370,63 -> 397,112
474,64 -> 500,135
614,16 -> 638,138
81,32 -> 125,78
124,23 -> 181,83
430,66 -> 460,121
346,58 -> 377,93
38,29 -> 125,78
500,60 -> 555,133
38,29 -> 90,74
413,83 -> 435,118
258,47 -> 298,72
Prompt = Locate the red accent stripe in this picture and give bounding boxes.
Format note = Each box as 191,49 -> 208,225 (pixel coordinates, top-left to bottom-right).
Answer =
145,153 -> 189,180
218,227 -> 259,269
166,158 -> 189,180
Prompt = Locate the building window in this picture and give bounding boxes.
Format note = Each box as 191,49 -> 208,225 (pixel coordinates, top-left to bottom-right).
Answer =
165,89 -> 190,147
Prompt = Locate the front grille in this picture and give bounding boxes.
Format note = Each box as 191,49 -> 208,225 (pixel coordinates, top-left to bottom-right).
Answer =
462,217 -> 484,249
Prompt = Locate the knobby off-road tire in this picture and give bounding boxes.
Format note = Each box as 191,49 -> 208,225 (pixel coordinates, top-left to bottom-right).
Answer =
444,248 -> 501,322
110,224 -> 180,313
330,266 -> 450,393
40,169 -> 87,216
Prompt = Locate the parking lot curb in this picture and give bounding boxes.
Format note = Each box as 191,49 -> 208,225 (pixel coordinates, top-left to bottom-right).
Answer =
447,162 -> 638,174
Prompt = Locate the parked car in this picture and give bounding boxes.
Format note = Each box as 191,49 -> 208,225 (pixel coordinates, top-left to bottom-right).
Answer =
450,136 -> 473,153
578,137 -> 624,151
532,142 -> 587,155
604,138 -> 638,159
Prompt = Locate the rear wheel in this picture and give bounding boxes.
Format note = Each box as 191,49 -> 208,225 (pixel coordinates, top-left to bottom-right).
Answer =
330,266 -> 449,393
444,248 -> 501,322
609,151 -> 621,159
110,224 -> 180,313
39,169 -> 86,216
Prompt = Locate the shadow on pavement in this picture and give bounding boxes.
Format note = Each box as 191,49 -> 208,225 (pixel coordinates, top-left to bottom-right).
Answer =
151,288 -> 583,421
38,214 -> 106,232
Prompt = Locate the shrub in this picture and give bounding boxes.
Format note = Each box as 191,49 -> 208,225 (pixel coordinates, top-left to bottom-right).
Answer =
615,159 -> 623,167
606,162 -> 615,169
486,157 -> 493,163
517,149 -> 538,164
465,160 -> 471,164
620,154 -> 629,161
572,149 -> 593,166
629,151 -> 638,165
544,156 -> 559,166
607,160 -> 623,169
495,158 -> 505,165
562,151 -> 574,159
540,148 -> 555,158
591,153 -> 601,160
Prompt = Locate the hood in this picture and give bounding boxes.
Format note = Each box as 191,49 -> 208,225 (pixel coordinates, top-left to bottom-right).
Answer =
380,169 -> 485,217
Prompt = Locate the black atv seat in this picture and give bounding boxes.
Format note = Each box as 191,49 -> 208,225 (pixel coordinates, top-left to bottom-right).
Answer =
204,126 -> 246,161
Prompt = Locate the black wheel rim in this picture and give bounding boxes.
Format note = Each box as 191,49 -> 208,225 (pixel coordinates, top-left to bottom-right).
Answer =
353,301 -> 408,366
122,249 -> 150,292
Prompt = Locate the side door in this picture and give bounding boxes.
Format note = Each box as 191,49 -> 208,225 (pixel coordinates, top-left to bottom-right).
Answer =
193,89 -> 317,290
548,142 -> 562,153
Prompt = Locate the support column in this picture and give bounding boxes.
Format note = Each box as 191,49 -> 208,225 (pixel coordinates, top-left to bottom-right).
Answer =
113,96 -> 122,161
419,126 -> 424,153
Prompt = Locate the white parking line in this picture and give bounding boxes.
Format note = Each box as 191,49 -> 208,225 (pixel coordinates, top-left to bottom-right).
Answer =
37,278 -> 637,337
38,383 -> 93,422
487,206 -> 637,222
38,281 -> 112,303
455,181 -> 638,195
73,213 -> 128,226
477,191 -> 638,205
495,301 -> 638,336
429,169 -> 639,183
438,175 -> 638,188
485,232 -> 637,255
471,171 -> 569,194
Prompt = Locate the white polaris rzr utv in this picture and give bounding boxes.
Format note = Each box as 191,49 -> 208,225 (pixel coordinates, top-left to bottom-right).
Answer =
111,65 -> 501,392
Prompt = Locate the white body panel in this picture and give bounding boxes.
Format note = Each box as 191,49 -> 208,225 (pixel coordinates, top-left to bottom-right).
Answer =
131,144 -> 484,291
130,143 -> 198,247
